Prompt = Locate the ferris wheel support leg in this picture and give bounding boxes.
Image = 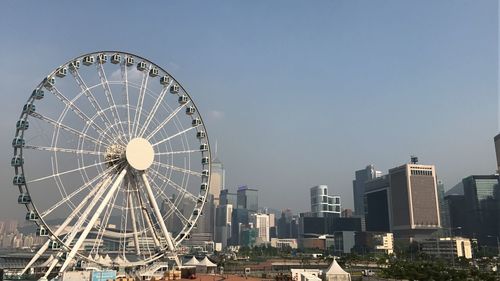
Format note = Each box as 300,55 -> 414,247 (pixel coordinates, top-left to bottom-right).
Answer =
133,179 -> 161,247
19,176 -> 109,276
59,169 -> 127,273
128,188 -> 141,255
141,173 -> 175,251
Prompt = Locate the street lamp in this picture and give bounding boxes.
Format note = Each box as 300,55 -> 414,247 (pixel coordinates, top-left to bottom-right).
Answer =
487,235 -> 500,257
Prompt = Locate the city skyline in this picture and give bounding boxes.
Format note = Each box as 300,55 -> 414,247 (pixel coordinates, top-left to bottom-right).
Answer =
0,1 -> 498,220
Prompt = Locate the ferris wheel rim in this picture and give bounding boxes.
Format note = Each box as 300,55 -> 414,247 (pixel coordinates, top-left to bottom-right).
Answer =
12,51 -> 212,267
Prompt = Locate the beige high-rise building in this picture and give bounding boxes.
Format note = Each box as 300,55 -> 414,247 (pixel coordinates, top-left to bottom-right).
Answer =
209,158 -> 225,206
389,163 -> 441,240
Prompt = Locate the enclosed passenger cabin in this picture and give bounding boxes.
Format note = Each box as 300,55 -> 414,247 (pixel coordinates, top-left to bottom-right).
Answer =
179,233 -> 191,240
111,53 -> 121,64
11,156 -> 24,167
199,143 -> 208,151
178,95 -> 188,105
22,104 -> 35,114
43,77 -> 55,89
160,75 -> 171,85
16,120 -> 29,130
49,241 -> 60,250
137,61 -> 147,71
13,174 -> 25,185
193,209 -> 201,216
18,193 -> 31,204
170,84 -> 180,94
69,60 -> 80,70
200,183 -> 208,191
192,118 -> 201,127
97,53 -> 107,64
149,67 -> 159,77
76,260 -> 87,269
25,211 -> 39,221
186,106 -> 196,115
201,157 -> 210,165
202,170 -> 209,177
59,252 -> 68,261
12,137 -> 25,148
125,56 -> 134,66
36,227 -> 48,237
31,89 -> 44,100
82,55 -> 94,66
196,131 -> 206,139
55,67 -> 67,78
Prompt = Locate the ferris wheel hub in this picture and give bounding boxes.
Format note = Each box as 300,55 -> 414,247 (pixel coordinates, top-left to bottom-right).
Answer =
126,138 -> 154,170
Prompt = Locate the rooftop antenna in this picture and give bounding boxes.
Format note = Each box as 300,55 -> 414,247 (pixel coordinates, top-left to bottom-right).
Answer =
410,155 -> 418,164
215,140 -> 218,157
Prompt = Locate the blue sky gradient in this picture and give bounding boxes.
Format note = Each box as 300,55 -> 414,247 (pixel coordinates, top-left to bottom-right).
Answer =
0,0 -> 498,218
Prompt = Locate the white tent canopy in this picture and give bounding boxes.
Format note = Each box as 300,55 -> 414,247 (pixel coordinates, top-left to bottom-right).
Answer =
198,257 -> 216,267
324,259 -> 351,281
184,256 -> 200,266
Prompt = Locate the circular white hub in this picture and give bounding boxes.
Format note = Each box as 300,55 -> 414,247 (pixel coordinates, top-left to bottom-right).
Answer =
126,138 -> 154,170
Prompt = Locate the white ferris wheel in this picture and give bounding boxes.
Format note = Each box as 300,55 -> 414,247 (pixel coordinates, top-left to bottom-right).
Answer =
12,51 -> 211,275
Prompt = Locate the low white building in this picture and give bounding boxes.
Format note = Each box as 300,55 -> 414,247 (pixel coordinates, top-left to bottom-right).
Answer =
420,237 -> 472,259
271,238 -> 298,249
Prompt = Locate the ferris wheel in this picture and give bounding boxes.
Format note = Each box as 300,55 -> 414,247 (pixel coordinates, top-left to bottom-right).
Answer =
12,51 -> 211,275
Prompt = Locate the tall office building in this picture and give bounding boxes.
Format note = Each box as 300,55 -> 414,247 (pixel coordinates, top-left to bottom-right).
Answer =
310,185 -> 341,216
220,189 -> 237,206
461,175 -> 499,245
215,204 -> 233,247
353,165 -> 381,216
250,213 -> 271,243
364,175 -> 391,232
494,134 -> 500,172
210,158 -> 225,206
237,186 -> 258,212
388,162 -> 441,239
437,180 -> 450,228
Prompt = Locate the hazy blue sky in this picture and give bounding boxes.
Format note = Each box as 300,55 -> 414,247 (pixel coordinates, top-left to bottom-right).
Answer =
0,1 -> 498,219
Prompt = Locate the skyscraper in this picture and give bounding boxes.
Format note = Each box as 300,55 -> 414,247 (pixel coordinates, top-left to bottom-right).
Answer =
388,162 -> 441,240
353,165 -> 381,217
364,175 -> 391,232
461,175 -> 499,245
494,134 -> 500,172
236,186 -> 258,212
210,158 -> 225,206
250,213 -> 270,243
310,185 -> 341,216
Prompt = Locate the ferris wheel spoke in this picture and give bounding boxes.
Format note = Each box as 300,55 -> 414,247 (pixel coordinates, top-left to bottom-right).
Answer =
59,169 -> 127,273
97,63 -> 126,138
145,102 -> 189,140
151,125 -> 200,147
25,145 -> 103,156
48,85 -> 116,141
133,183 -> 161,248
138,83 -> 172,138
28,158 -> 121,184
140,172 -> 175,251
121,60 -> 132,140
29,112 -> 107,147
40,165 -> 115,218
155,149 -> 203,157
148,168 -> 198,202
151,161 -> 202,177
149,178 -> 191,224
126,180 -> 141,255
91,177 -> 121,255
69,67 -> 122,138
132,68 -> 151,137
